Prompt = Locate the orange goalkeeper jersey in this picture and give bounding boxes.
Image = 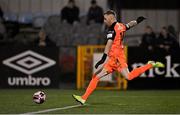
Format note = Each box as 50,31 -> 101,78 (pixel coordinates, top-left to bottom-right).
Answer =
106,22 -> 127,57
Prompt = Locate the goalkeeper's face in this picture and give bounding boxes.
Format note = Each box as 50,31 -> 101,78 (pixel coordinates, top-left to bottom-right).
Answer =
104,14 -> 116,27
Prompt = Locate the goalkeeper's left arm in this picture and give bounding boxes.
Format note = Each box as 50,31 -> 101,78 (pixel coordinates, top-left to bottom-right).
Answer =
125,16 -> 146,30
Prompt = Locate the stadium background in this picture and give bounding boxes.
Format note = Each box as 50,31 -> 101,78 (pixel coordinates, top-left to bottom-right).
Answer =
0,0 -> 179,114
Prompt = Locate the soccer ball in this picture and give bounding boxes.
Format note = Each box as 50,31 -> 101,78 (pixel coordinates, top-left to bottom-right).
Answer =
33,91 -> 46,104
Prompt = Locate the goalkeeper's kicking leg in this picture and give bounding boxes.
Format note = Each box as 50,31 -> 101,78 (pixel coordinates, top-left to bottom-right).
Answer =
72,61 -> 164,105
120,61 -> 165,80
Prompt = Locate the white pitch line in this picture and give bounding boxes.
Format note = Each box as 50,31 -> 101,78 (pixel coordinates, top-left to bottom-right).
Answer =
22,104 -> 84,114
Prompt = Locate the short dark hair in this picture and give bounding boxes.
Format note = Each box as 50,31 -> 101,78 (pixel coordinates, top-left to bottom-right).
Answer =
104,10 -> 116,16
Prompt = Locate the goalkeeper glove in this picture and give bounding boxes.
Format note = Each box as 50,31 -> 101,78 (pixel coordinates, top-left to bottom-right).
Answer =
136,16 -> 146,24
95,53 -> 107,69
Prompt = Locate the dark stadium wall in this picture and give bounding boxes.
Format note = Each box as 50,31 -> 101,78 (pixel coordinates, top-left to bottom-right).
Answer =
107,0 -> 179,32
120,0 -> 179,9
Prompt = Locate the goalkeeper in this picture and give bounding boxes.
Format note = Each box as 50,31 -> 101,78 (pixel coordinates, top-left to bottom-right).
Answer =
73,10 -> 164,105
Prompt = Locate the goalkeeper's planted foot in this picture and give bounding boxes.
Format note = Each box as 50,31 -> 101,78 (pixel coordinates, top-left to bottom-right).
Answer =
148,61 -> 165,68
72,94 -> 86,105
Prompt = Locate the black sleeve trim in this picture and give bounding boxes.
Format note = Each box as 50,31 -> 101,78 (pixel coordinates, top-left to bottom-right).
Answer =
107,30 -> 116,40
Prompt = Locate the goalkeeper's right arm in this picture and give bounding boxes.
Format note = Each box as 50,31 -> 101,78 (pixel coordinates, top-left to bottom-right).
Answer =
125,16 -> 146,30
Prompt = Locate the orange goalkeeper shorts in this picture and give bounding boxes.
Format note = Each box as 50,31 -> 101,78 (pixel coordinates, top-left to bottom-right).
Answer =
103,54 -> 127,73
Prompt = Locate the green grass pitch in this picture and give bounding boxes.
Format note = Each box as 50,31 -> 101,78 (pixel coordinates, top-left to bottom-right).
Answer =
0,89 -> 180,114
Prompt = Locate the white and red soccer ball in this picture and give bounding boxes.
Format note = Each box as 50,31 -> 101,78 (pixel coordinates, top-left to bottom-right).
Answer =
33,91 -> 46,104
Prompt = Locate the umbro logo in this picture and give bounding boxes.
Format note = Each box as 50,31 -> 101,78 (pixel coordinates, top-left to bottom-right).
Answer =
3,50 -> 56,75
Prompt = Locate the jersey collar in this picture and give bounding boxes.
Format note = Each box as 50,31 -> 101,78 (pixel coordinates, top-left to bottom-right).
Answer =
109,22 -> 117,29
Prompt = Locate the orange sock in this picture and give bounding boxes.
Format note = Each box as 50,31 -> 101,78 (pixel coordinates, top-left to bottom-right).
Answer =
82,75 -> 99,100
128,64 -> 152,80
